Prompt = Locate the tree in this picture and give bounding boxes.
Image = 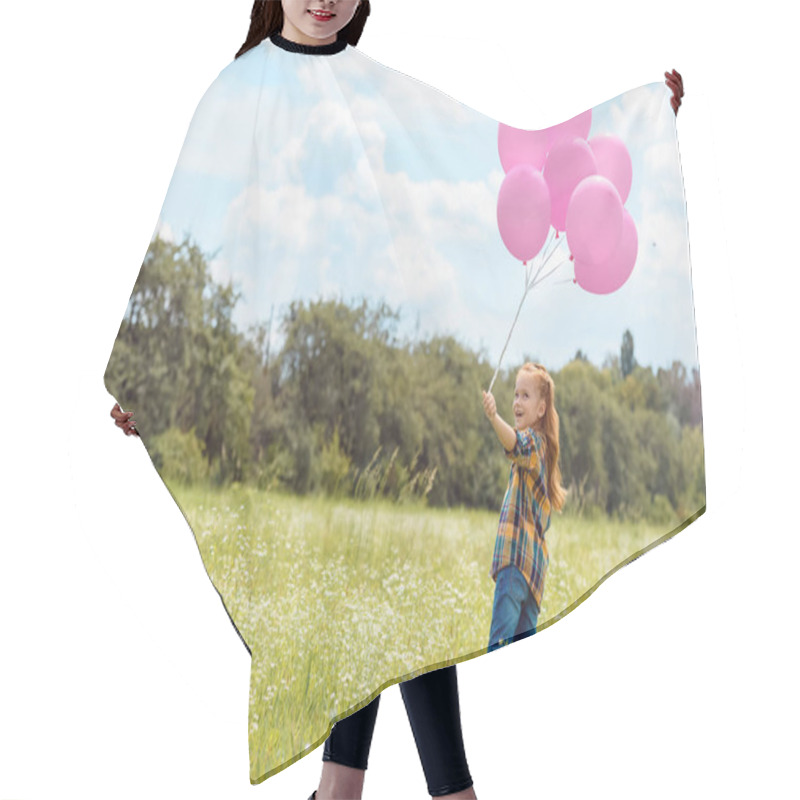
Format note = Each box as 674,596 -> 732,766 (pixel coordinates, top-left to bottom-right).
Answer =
574,348 -> 589,362
104,233 -> 254,479
620,328 -> 635,378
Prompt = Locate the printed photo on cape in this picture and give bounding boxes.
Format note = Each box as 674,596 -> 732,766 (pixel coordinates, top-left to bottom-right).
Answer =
104,35 -> 705,784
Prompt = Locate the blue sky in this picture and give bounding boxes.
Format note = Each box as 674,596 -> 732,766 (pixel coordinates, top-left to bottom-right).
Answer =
151,41 -> 699,377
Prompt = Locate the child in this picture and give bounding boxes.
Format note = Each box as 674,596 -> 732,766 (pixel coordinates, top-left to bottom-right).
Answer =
482,362 -> 567,653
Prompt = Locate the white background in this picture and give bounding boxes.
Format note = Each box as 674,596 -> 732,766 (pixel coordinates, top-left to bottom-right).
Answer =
1,1 -> 796,798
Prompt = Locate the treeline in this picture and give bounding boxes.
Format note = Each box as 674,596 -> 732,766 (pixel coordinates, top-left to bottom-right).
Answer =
105,234 -> 704,524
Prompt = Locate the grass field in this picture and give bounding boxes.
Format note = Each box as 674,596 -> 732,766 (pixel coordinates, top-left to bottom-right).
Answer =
163,480 -> 702,783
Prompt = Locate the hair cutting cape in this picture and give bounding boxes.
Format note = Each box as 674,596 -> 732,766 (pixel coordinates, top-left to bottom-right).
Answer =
104,31 -> 706,785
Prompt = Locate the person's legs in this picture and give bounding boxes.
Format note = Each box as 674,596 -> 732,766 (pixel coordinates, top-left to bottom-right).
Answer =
487,565 -> 529,653
317,694 -> 381,799
323,694 -> 381,769
314,762 -> 365,800
400,664 -> 475,798
514,575 -> 539,642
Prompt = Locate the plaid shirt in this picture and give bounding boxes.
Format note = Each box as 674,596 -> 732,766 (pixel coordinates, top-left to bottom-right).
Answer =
489,425 -> 552,612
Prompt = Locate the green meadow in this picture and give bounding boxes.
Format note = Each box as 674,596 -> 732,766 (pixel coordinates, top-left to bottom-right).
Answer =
164,480 -> 700,783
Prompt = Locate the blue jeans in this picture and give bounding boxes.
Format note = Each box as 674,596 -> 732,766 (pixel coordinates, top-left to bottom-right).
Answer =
487,565 -> 539,653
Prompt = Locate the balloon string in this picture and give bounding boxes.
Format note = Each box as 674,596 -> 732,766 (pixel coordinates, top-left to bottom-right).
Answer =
487,233 -> 572,395
531,256 -> 571,288
526,228 -> 552,287
540,227 -> 563,268
541,227 -> 561,263
527,232 -> 565,292
488,278 -> 532,395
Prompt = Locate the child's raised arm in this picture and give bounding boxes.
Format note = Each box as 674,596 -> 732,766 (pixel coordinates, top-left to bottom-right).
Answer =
482,389 -> 516,452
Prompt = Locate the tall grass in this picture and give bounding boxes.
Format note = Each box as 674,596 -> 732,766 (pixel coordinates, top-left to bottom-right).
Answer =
164,480 -> 698,783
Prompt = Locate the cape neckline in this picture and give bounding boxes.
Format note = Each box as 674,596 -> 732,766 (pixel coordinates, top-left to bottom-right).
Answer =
269,31 -> 348,56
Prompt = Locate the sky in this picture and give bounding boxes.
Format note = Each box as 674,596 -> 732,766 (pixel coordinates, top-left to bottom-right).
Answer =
149,39 -> 700,377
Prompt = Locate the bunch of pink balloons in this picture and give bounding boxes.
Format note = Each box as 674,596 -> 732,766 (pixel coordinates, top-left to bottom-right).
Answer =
496,109 -> 638,295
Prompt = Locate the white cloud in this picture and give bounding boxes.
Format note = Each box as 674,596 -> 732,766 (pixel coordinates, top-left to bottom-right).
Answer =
163,54 -> 699,373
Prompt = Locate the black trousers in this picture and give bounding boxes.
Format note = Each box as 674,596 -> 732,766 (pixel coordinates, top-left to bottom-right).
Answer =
322,664 -> 474,797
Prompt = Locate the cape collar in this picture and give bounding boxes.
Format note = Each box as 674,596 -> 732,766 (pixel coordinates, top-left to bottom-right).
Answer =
269,31 -> 348,55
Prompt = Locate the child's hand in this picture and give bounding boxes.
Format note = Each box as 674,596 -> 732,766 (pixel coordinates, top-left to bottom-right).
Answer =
482,389 -> 497,421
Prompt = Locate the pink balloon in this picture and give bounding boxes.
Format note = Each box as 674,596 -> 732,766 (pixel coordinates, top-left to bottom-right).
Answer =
498,124 -> 551,173
498,107 -> 592,174
565,175 -> 624,266
588,135 -> 633,204
543,136 -> 598,232
497,165 -> 551,262
574,208 -> 638,294
546,108 -> 592,150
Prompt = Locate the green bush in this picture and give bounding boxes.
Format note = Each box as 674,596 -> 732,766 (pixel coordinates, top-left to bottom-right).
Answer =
319,425 -> 352,497
150,426 -> 209,485
644,493 -> 675,526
